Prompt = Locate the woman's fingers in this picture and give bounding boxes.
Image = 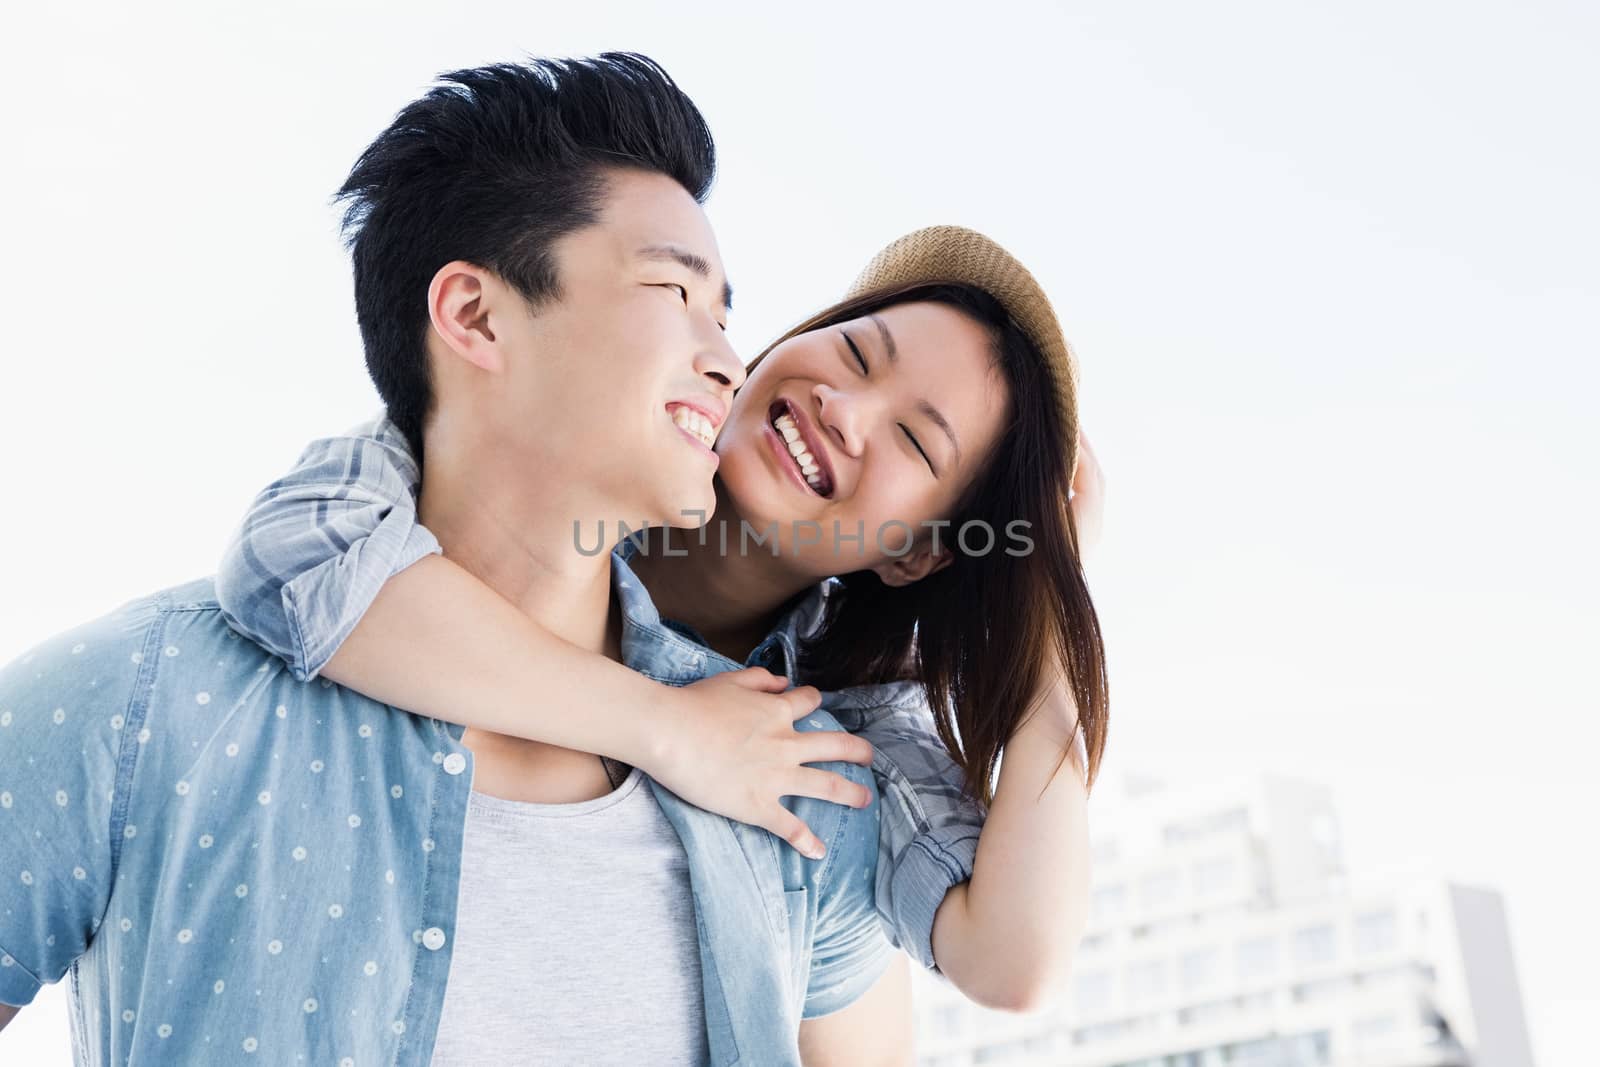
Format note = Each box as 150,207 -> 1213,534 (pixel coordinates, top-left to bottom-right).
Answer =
1073,430 -> 1103,494
791,729 -> 875,767
765,809 -> 827,861
788,766 -> 873,809
728,666 -> 791,692
784,685 -> 824,719
1070,427 -> 1106,561
667,669 -> 878,861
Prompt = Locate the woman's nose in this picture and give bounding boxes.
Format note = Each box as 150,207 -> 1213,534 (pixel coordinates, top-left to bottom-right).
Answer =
813,382 -> 865,456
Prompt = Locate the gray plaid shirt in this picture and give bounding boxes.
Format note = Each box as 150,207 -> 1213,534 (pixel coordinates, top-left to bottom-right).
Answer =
215,414 -> 984,976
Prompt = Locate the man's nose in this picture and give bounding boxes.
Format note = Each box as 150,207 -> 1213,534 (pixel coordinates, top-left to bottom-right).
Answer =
695,321 -> 746,394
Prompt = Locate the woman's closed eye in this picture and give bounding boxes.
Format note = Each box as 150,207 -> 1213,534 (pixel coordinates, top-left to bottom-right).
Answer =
842,329 -> 934,474
902,425 -> 934,473
842,331 -> 868,374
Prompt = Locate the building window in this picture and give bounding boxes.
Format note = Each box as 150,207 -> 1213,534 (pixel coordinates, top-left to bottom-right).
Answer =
1227,1031 -> 1331,1067
1353,909 -> 1398,955
1354,1013 -> 1398,1045
1179,999 -> 1239,1025
1075,1017 -> 1145,1043
1092,882 -> 1126,920
1292,1030 -> 1333,1065
1294,975 -> 1351,1002
1024,1032 -> 1061,1056
1072,969 -> 1113,1016
1180,946 -> 1222,991
1125,959 -> 1168,1004
1163,806 -> 1250,845
1236,934 -> 1279,981
975,1040 -> 1026,1063
1192,856 -> 1237,897
1291,923 -> 1337,969
1139,868 -> 1181,912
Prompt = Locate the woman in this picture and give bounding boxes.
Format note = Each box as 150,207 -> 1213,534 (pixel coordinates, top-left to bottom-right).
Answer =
216,225 -> 1109,1011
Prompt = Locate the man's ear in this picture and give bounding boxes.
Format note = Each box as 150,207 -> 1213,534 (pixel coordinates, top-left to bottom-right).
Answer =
871,540 -> 955,588
427,260 -> 502,373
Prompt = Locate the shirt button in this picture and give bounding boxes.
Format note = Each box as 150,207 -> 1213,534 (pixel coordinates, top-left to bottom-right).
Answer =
442,753 -> 468,776
422,927 -> 447,951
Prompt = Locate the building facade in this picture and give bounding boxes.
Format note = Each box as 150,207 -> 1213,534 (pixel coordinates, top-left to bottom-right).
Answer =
911,774 -> 1537,1067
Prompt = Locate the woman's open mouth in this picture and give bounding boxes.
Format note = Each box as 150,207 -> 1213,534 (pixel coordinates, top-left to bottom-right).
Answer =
766,399 -> 834,497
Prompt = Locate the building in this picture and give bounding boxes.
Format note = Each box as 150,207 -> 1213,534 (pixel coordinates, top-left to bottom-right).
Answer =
911,774 -> 1537,1067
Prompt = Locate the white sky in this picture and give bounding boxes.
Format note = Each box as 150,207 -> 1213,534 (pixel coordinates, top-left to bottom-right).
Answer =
1,2 -> 1594,1062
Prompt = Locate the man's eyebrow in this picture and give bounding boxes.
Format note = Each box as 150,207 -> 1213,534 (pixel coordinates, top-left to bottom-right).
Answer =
637,243 -> 733,311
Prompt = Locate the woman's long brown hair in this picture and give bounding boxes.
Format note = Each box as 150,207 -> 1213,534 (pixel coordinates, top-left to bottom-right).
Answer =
760,282 -> 1109,807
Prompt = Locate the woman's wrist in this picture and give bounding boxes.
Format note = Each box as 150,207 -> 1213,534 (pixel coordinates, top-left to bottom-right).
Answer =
607,677 -> 684,774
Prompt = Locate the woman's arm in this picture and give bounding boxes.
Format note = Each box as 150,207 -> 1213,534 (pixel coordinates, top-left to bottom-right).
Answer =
214,416 -> 439,680
838,681 -> 1089,1013
332,552 -> 876,859
797,955 -> 913,1066
928,680 -> 1090,1011
215,416 -> 875,860
854,429 -> 1105,1009
927,428 -> 1104,1008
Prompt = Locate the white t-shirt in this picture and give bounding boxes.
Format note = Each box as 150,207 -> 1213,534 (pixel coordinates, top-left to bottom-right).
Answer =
429,765 -> 707,1065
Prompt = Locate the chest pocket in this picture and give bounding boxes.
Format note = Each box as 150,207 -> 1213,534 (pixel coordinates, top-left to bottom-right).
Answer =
783,886 -> 813,1009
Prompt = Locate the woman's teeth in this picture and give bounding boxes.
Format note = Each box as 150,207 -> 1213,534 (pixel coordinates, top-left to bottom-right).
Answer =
670,405 -> 716,448
773,412 -> 827,493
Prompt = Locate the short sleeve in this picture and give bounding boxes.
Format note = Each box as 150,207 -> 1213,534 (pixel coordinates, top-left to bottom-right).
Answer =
0,596 -> 159,1005
798,750 -> 895,1018
827,686 -> 986,981
214,414 -> 440,681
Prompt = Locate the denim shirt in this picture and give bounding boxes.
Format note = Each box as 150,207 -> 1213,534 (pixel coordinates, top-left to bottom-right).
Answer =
216,415 -> 986,976
0,565 -> 887,1065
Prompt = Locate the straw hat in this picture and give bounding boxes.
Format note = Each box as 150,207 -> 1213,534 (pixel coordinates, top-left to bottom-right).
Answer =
843,225 -> 1080,483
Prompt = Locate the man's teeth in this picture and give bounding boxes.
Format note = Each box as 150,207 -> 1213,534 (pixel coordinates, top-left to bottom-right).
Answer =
773,412 -> 827,493
670,405 -> 716,447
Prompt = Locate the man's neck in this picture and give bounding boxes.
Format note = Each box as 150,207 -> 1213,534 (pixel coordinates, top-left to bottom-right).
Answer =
628,482 -> 818,663
418,446 -> 617,660
416,430 -> 623,804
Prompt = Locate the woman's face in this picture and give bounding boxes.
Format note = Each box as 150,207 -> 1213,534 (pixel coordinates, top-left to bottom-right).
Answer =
714,300 -> 1012,583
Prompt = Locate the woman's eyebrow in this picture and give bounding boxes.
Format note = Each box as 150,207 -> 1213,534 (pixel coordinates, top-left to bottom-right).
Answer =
918,400 -> 961,467
867,314 -> 898,363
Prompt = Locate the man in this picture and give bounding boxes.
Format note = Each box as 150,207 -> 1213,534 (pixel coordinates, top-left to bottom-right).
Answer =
0,54 -> 900,1065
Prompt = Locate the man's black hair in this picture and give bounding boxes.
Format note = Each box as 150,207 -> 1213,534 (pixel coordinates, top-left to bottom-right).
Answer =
335,53 -> 717,461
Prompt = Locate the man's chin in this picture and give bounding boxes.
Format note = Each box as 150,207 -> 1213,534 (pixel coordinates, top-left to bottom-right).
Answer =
653,488 -> 718,530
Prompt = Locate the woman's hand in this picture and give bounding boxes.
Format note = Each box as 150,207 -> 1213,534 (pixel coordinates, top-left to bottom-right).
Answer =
1069,428 -> 1105,564
644,667 -> 875,860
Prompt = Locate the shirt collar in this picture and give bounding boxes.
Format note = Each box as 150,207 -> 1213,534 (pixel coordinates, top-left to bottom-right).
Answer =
611,534 -> 839,682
